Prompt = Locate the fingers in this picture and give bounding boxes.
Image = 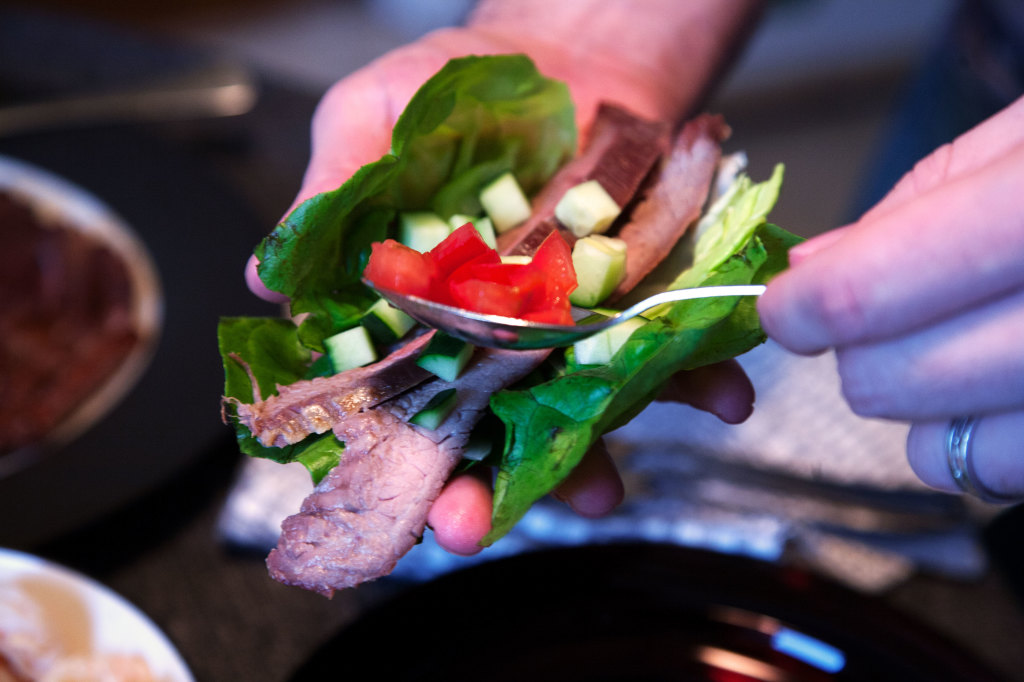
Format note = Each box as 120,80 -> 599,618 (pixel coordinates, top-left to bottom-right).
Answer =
427,468 -> 494,556
907,411 -> 1024,500
428,440 -> 625,556
833,287 -> 1024,420
552,439 -> 625,517
245,254 -> 288,303
760,140 -> 1024,355
657,360 -> 755,424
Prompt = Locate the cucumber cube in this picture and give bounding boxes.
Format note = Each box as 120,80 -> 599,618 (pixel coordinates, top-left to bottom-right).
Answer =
399,211 -> 451,252
573,316 -> 645,365
410,388 -> 458,430
324,325 -> 378,373
555,179 -> 621,237
416,332 -> 475,382
569,235 -> 627,307
479,172 -> 532,233
361,297 -> 417,344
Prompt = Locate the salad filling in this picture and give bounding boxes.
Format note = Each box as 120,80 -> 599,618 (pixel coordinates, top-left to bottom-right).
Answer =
219,55 -> 801,594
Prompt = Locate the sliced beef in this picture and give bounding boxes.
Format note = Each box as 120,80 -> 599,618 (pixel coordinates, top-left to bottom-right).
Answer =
609,114 -> 730,300
267,347 -> 548,595
496,104 -> 671,256
231,332 -> 433,447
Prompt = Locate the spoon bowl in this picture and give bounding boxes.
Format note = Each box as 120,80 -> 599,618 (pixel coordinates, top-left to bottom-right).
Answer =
365,282 -> 766,350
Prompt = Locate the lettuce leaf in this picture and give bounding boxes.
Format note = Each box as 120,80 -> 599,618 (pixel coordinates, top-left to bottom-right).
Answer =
253,54 -> 576,351
218,317 -> 343,483
484,170 -> 802,544
219,55 -> 575,481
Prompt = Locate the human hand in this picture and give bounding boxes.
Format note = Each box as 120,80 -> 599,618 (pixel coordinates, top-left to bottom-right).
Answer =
758,95 -> 1024,503
246,1 -> 762,553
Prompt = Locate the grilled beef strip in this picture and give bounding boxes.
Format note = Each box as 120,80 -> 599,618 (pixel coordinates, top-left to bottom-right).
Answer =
266,347 -> 548,596
231,332 -> 433,448
608,114 -> 730,300
496,103 -> 671,257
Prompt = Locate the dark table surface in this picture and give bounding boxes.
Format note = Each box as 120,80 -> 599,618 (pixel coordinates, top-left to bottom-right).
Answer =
2,9 -> 1024,682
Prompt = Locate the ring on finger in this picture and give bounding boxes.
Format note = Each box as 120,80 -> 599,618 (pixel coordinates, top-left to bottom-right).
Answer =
946,416 -> 1021,504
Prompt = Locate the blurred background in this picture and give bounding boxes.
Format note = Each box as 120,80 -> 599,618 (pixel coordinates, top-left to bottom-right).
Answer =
8,0 -> 960,231
3,1 -> 1024,681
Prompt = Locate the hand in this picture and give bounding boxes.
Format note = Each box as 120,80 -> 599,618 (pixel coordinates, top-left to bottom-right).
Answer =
247,0 -> 762,554
758,95 -> 1024,501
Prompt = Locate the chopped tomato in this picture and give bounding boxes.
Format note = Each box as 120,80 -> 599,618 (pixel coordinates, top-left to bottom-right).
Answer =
363,223 -> 578,326
362,239 -> 436,299
429,223 -> 498,281
518,230 -> 576,324
530,230 -> 577,298
450,278 -> 524,317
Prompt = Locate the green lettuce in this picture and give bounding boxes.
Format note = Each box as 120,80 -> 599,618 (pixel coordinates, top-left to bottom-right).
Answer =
485,169 -> 800,544
254,54 -> 576,350
219,54 -> 576,481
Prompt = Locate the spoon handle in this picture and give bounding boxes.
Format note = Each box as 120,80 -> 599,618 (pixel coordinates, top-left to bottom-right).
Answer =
590,284 -> 767,331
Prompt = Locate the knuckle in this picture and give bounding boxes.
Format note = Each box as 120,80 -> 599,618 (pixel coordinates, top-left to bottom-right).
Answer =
808,272 -> 874,345
906,142 -> 956,194
835,347 -> 897,418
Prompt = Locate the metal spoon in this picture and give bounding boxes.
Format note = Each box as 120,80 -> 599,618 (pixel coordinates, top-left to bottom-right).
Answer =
366,282 -> 766,350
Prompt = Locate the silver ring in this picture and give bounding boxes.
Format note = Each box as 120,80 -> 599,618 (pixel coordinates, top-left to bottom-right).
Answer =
946,416 -> 1019,504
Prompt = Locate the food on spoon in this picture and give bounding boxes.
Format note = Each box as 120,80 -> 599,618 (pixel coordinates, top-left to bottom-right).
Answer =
365,223 -> 578,324
219,55 -> 801,596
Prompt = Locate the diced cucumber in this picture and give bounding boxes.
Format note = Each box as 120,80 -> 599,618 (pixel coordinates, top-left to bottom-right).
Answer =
573,316 -> 646,365
479,172 -> 532,233
416,332 -> 474,382
448,214 -> 497,248
361,297 -> 417,344
555,179 -> 621,237
410,388 -> 458,430
399,211 -> 451,252
324,325 -> 378,373
569,234 -> 628,307
473,217 -> 497,248
500,254 -> 532,265
462,431 -> 497,462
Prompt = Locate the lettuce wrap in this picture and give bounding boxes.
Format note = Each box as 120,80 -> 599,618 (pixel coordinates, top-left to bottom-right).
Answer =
218,54 -> 802,550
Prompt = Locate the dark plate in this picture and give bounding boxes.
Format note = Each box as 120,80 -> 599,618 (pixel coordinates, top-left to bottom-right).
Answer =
0,123 -> 275,546
290,543 -> 1004,682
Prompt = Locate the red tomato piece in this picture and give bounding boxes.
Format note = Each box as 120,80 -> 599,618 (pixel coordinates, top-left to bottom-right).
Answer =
363,239 -> 436,298
450,278 -> 524,318
428,222 -> 498,281
365,224 -> 578,325
519,231 -> 577,324
529,230 -> 577,298
520,306 -> 573,325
